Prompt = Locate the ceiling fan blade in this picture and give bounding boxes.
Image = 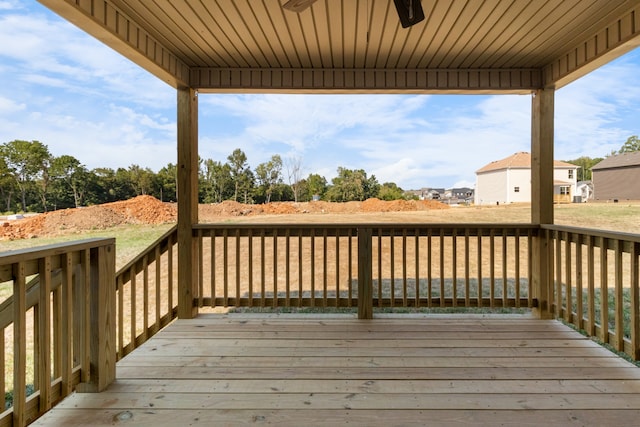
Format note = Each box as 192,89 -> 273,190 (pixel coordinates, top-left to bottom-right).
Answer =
282,0 -> 318,13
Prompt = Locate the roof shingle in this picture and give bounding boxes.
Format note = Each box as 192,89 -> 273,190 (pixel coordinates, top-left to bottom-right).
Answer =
591,151 -> 640,170
476,152 -> 577,174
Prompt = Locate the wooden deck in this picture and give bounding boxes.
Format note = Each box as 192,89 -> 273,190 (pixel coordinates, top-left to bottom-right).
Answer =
34,314 -> 640,426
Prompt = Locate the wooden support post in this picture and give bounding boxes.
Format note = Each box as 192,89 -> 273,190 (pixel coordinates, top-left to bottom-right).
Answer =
531,88 -> 554,319
357,228 -> 373,319
177,87 -> 199,319
77,242 -> 116,392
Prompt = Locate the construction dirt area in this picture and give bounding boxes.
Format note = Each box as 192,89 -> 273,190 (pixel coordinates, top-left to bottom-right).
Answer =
0,195 -> 450,240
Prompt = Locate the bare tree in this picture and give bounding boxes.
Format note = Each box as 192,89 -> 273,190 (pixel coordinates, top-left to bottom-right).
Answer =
285,156 -> 304,202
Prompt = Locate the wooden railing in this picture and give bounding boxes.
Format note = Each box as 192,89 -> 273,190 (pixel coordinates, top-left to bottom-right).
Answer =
544,225 -> 640,360
115,225 -> 178,360
0,239 -> 116,426
193,224 -> 538,315
0,226 -> 178,426
3,221 -> 640,425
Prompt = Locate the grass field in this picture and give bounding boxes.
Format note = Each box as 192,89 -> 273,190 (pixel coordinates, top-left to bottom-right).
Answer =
1,201 -> 639,268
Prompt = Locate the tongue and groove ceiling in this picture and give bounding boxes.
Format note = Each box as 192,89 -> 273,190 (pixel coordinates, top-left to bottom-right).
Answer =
39,0 -> 640,94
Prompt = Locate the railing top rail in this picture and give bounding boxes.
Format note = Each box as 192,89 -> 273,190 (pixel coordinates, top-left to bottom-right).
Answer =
541,224 -> 640,243
0,237 -> 116,266
194,222 -> 539,231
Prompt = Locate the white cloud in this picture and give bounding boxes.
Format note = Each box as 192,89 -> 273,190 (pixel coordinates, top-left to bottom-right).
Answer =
0,95 -> 25,113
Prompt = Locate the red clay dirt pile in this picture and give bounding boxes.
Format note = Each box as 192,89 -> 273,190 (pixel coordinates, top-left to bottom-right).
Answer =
0,195 -> 176,240
1,196 -> 448,240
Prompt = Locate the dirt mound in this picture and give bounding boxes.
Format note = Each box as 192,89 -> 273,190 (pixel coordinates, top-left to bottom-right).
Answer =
1,195 -> 177,240
1,196 -> 449,240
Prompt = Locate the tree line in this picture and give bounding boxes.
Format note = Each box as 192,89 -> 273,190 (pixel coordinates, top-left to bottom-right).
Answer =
0,140 -> 409,214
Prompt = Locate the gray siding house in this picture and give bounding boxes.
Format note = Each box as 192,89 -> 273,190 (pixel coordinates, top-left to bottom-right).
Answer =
592,151 -> 640,200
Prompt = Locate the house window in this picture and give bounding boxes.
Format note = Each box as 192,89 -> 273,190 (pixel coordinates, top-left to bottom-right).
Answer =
514,187 -> 520,192
568,170 -> 574,179
560,186 -> 570,195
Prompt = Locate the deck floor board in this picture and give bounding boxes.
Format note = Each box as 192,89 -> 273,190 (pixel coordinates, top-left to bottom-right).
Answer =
33,314 -> 640,426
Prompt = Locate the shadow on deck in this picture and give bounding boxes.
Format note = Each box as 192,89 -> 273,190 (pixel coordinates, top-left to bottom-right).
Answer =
33,314 -> 640,426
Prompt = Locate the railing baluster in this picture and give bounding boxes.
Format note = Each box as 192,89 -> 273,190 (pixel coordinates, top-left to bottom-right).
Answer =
236,229 -> 241,307
348,228 -> 353,307
142,255 -> 149,341
273,229 -> 278,308
323,229 -> 327,308
515,229 -> 521,308
298,230 -> 303,307
248,229 -> 253,307
555,231 -> 562,318
390,228 -> 395,307
565,232 -> 572,324
600,237 -> 609,343
465,229 -> 470,307
489,229 -> 495,308
154,245 -> 161,333
502,230 -> 507,308
439,229 -> 445,307
38,256 -> 52,414
377,228 -> 382,308
62,253 -> 74,395
198,230 -> 204,308
168,234 -> 174,317
403,229 -> 407,307
427,229 -> 432,307
335,230 -> 340,308
415,228 -> 420,308
117,275 -> 124,358
310,229 -> 315,307
452,229 -> 457,307
527,229 -> 533,308
477,228 -> 482,308
224,229 -> 229,307
588,235 -> 596,336
286,229 -> 291,307
575,237 -> 583,330
614,239 -> 624,351
13,261 -> 26,427
214,230 -> 219,308
129,265 -> 136,350
630,241 -> 640,360
260,229 -> 266,307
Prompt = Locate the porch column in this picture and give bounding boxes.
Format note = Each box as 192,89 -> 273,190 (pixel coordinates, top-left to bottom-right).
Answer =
177,87 -> 199,319
531,88 -> 554,319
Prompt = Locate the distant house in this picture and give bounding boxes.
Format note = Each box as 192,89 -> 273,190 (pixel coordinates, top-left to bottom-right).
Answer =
575,181 -> 593,202
475,152 -> 578,205
591,151 -> 640,201
444,188 -> 474,204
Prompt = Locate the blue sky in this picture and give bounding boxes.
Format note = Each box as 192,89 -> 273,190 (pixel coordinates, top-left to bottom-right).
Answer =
1,1 -> 639,190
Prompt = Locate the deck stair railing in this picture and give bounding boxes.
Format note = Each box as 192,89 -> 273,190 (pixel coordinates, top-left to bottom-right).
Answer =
0,225 -> 179,426
114,225 -> 178,360
0,239 -> 116,426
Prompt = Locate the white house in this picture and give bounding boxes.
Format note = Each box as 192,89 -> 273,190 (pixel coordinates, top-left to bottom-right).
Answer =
475,152 -> 578,205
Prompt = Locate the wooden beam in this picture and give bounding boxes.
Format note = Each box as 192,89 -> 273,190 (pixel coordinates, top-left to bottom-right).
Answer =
177,87 -> 199,319
192,68 -> 541,94
543,2 -> 640,89
531,88 -> 555,319
37,0 -> 190,88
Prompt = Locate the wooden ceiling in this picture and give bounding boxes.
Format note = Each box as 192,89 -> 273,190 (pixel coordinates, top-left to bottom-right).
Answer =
39,0 -> 640,94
